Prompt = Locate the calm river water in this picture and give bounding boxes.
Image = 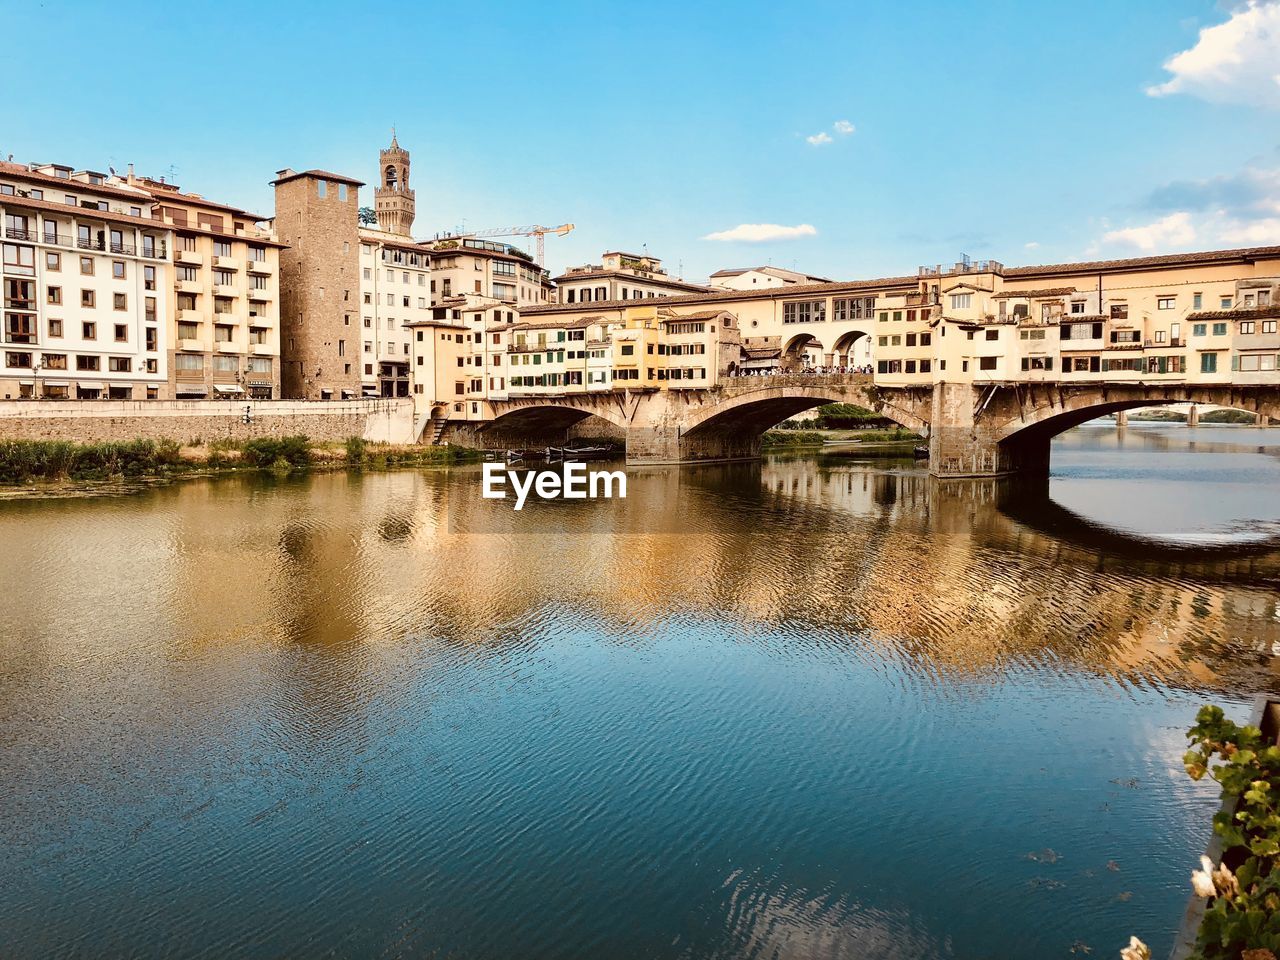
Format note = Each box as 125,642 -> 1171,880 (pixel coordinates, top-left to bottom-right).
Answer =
2,423 -> 1279,959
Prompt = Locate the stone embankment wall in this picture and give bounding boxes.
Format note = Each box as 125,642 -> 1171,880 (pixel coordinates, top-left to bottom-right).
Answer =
0,398 -> 416,445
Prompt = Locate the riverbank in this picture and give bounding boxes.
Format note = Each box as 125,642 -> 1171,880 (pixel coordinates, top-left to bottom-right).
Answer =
762,427 -> 922,449
0,436 -> 480,492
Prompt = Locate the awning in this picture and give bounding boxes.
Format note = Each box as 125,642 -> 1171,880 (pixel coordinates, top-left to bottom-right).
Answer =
44,381 -> 68,388
18,380 -> 33,386
361,385 -> 380,395
213,384 -> 243,394
76,382 -> 102,390
176,386 -> 208,395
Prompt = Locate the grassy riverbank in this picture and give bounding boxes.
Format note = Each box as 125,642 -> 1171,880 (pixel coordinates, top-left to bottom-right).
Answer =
0,436 -> 477,485
761,427 -> 922,448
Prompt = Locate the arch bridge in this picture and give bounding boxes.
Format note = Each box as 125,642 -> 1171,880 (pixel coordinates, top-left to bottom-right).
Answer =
438,376 -> 1280,478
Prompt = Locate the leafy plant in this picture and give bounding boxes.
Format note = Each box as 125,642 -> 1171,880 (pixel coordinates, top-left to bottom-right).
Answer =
1182,705 -> 1280,959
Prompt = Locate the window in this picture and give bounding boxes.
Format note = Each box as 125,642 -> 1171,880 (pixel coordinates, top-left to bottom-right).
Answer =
1201,352 -> 1218,374
1110,304 -> 1128,320
1213,322 -> 1227,336
43,353 -> 66,369
108,357 -> 131,373
1193,293 -> 1202,310
47,285 -> 61,305
984,329 -> 998,341
48,318 -> 62,337
46,252 -> 60,271
979,356 -> 997,370
76,355 -> 100,371
950,293 -> 972,310
1157,296 -> 1175,310
1264,321 -> 1278,334
112,261 -> 125,280
113,324 -> 127,341
782,300 -> 827,324
1221,296 -> 1233,309
80,257 -> 94,275
1192,323 -> 1207,337
113,293 -> 127,311
317,180 -> 327,199
1070,301 -> 1085,314
1241,321 -> 1256,334
338,183 -> 348,202
81,290 -> 95,308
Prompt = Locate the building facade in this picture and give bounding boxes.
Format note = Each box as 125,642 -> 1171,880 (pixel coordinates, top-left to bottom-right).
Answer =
708,265 -> 832,290
426,237 -> 551,307
405,244 -> 1280,428
273,168 -> 364,400
554,251 -> 709,304
0,161 -> 173,399
122,172 -> 283,399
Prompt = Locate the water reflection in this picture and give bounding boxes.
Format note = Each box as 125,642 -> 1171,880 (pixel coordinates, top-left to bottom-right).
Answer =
0,428 -> 1277,959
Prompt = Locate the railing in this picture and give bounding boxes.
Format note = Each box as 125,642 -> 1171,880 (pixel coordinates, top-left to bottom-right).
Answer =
76,237 -> 105,251
109,241 -> 137,256
4,228 -> 36,241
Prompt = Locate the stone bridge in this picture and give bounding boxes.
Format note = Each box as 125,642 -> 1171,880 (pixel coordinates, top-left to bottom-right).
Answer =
440,375 -> 1280,478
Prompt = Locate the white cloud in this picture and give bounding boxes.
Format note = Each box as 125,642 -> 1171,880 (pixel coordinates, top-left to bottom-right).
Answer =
833,120 -> 856,135
804,120 -> 855,146
1101,212 -> 1198,250
1024,241 -> 1041,249
1146,0 -> 1280,108
701,223 -> 818,243
805,132 -> 833,146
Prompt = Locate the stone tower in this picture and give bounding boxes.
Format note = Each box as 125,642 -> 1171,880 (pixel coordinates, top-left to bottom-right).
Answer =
375,132 -> 415,237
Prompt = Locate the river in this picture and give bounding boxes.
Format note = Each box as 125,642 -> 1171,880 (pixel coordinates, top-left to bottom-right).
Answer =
1,423 -> 1278,959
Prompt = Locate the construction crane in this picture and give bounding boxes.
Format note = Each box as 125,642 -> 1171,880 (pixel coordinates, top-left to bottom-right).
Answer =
457,224 -> 575,267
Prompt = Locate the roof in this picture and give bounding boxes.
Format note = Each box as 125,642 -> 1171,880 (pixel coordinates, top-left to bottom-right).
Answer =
524,274 -> 920,316
271,168 -> 365,187
553,268 -> 710,291
0,160 -> 154,203
660,309 -> 727,322
1185,306 -> 1280,321
1004,244 -> 1280,279
991,287 -> 1077,299
709,265 -> 832,283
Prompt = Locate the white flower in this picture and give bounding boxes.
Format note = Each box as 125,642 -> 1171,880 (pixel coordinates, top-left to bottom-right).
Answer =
1120,936 -> 1150,960
1191,856 -> 1217,898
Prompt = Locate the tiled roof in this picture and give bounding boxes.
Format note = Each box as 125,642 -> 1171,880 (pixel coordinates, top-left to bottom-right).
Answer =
991,287 -> 1077,299
553,268 -> 710,291
1004,245 -> 1280,278
270,168 -> 365,187
1186,306 -> 1280,321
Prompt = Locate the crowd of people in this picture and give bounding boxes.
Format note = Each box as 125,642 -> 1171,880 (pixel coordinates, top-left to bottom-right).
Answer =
727,364 -> 874,377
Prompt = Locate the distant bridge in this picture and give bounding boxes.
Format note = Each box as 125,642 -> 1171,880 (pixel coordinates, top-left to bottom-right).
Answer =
438,374 -> 1280,478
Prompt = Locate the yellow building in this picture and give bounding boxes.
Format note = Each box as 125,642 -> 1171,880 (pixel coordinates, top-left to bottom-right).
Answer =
122,170 -> 284,399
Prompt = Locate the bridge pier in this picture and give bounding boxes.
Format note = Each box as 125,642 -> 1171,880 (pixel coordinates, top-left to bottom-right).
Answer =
1188,404 -> 1200,427
927,382 -> 1049,479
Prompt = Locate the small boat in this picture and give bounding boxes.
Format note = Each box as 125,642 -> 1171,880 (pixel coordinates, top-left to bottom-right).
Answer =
545,444 -> 614,460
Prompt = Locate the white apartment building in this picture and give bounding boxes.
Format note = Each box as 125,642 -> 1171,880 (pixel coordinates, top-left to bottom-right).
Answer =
1,162 -> 172,399
555,251 -> 709,304
358,230 -> 430,397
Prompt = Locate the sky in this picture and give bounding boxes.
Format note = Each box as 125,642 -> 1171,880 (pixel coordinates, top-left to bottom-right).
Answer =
3,0 -> 1279,283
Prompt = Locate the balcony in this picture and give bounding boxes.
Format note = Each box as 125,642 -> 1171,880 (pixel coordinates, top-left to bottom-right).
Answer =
212,256 -> 239,271
247,258 -> 272,275
177,309 -> 203,323
75,236 -> 106,252
177,338 -> 203,352
176,279 -> 202,294
4,227 -> 37,242
215,341 -> 240,355
108,241 -> 137,257
250,343 -> 275,356
176,249 -> 202,266
212,284 -> 238,298
248,287 -> 271,301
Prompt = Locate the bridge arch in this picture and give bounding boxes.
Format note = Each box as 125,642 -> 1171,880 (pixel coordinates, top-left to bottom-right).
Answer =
781,333 -> 825,371
831,330 -> 872,368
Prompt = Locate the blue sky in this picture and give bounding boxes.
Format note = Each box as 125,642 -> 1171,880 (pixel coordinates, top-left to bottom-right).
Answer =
3,0 -> 1278,281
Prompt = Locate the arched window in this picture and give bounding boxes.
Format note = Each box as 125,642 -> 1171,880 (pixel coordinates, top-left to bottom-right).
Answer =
385,165 -> 398,190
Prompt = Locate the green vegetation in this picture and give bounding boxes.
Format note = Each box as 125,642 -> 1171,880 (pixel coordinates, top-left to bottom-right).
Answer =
761,426 -> 921,448
1179,705 -> 1280,958
0,438 -> 184,483
1200,409 -> 1260,424
1127,409 -> 1188,422
0,435 -> 482,487
780,403 -> 891,431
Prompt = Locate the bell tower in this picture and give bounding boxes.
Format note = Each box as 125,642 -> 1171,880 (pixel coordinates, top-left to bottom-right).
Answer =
375,130 -> 415,237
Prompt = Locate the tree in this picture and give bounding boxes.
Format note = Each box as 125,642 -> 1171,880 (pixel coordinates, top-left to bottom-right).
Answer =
358,206 -> 377,226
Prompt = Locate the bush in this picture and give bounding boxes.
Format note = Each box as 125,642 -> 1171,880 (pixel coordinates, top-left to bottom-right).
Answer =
1200,409 -> 1260,424
344,436 -> 368,464
1180,705 -> 1280,958
238,436 -> 311,468
0,438 -> 184,483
